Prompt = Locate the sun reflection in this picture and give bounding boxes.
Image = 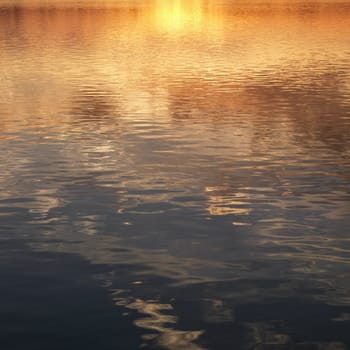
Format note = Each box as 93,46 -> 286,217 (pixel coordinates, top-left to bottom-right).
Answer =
152,0 -> 203,32
148,0 -> 223,33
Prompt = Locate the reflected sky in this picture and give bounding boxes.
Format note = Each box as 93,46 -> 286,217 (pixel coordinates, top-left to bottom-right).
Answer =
0,1 -> 350,349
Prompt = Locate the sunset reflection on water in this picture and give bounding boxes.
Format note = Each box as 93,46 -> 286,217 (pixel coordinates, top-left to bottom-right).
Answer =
0,1 -> 350,349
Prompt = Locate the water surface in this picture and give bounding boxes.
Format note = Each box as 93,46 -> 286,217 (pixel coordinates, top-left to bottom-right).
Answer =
1,1 -> 350,349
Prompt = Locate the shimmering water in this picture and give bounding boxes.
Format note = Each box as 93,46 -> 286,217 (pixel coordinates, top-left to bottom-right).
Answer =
1,1 -> 350,349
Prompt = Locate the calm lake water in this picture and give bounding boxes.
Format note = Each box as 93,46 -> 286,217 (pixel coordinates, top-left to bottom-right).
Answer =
1,1 -> 350,349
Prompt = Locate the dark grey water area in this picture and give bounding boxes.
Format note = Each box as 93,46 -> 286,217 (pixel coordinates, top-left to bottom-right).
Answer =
1,1 -> 350,349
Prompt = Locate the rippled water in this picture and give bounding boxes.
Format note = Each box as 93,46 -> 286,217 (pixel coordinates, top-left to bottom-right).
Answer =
1,1 -> 350,349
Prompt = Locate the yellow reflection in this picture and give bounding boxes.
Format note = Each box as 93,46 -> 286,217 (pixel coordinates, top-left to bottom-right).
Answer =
127,0 -> 225,35
1,2 -> 350,131
112,294 -> 205,350
208,203 -> 252,216
206,187 -> 252,216
152,0 -> 204,32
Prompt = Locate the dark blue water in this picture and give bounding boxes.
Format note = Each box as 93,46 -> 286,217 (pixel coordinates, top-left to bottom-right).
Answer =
1,1 -> 350,349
